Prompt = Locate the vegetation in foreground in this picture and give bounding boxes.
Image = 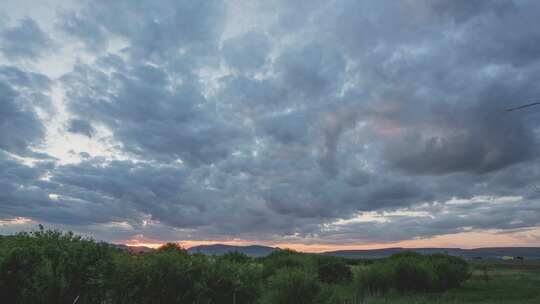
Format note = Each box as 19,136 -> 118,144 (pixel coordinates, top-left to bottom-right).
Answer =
362,260 -> 540,304
0,228 -> 538,303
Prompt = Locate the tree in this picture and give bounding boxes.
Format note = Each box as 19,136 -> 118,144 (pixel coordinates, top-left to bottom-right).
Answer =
260,268 -> 320,304
316,257 -> 352,284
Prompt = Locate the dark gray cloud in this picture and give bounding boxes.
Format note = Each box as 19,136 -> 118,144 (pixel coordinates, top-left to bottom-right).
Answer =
60,0 -> 225,62
67,119 -> 95,137
62,61 -> 246,165
1,18 -> 52,60
275,43 -> 346,99
0,153 -> 128,227
0,67 -> 50,155
258,111 -> 312,145
2,0 -> 540,245
313,196 -> 540,244
382,96 -> 539,175
222,31 -> 270,73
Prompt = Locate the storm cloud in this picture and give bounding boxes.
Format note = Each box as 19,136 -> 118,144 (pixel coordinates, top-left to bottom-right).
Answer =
1,0 -> 540,247
1,17 -> 52,60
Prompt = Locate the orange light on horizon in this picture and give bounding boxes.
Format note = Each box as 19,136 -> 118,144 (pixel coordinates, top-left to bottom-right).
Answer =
120,227 -> 540,252
0,217 -> 33,226
124,241 -> 164,249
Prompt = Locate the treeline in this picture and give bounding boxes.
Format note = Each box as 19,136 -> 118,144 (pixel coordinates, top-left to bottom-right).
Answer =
0,228 -> 470,303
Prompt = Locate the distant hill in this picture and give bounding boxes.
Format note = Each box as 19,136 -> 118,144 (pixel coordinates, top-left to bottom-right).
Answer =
110,242 -> 540,260
187,244 -> 278,257
322,247 -> 540,260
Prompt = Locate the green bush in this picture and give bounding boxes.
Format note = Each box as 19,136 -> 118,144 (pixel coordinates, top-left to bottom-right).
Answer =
354,251 -> 470,296
110,249 -> 209,304
391,256 -> 436,292
317,283 -> 358,304
430,253 -> 471,291
205,259 -> 262,304
0,229 -> 113,304
316,256 -> 353,284
0,229 -> 472,303
355,263 -> 393,296
260,268 -> 320,304
262,249 -> 311,278
219,251 -> 252,264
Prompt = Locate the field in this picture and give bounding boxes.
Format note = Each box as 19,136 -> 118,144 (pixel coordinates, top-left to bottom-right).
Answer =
362,260 -> 540,304
1,230 -> 540,303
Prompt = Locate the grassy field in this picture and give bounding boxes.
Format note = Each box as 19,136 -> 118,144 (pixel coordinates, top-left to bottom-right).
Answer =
362,260 -> 540,304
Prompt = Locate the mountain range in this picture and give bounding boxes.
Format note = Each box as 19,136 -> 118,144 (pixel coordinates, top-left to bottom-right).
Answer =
321,247 -> 540,260
187,244 -> 278,257
118,243 -> 540,259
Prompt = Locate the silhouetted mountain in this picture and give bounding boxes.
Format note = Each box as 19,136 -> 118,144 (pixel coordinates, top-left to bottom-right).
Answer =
110,242 -> 540,259
322,247 -> 540,259
187,244 -> 278,257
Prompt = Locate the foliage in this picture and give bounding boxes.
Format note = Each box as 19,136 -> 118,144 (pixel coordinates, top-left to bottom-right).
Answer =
261,249 -> 312,278
205,259 -> 261,304
361,263 -> 540,304
316,256 -> 353,284
109,249 -> 209,303
316,283 -> 359,304
429,253 -> 471,291
355,263 -> 394,296
0,229 -> 478,304
259,268 -> 320,304
218,251 -> 251,264
354,251 -> 471,296
0,228 -> 113,304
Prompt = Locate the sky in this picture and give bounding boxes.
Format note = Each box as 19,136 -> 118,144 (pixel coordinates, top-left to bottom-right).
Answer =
1,0 -> 540,252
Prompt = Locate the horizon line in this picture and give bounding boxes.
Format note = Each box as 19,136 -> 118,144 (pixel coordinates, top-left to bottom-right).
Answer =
121,241 -> 540,253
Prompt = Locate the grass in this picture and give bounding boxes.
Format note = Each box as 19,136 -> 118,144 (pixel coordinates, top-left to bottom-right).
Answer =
361,260 -> 540,304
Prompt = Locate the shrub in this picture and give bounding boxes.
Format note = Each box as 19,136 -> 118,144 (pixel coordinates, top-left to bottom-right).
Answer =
355,264 -> 393,296
0,229 -> 113,304
205,259 -> 262,304
262,250 -> 310,278
108,248 -> 210,304
354,252 -> 470,296
317,283 -> 357,304
219,251 -> 251,264
430,253 -> 471,291
0,229 -> 472,303
390,256 -> 436,292
260,268 -> 320,304
316,257 -> 353,284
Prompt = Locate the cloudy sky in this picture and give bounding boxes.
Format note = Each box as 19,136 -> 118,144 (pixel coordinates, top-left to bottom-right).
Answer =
1,0 -> 540,251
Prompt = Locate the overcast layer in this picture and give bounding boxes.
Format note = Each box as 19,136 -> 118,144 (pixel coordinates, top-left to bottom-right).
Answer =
1,0 -> 540,250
